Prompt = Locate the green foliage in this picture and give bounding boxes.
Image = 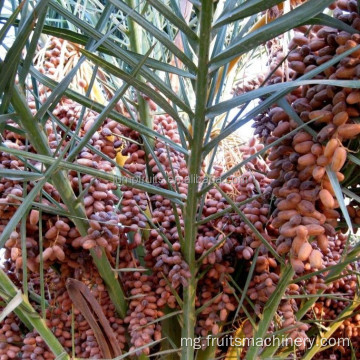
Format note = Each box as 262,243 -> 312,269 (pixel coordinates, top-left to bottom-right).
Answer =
0,0 -> 359,359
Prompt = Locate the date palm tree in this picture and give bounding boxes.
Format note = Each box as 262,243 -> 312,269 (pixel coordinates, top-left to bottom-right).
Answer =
0,0 -> 359,359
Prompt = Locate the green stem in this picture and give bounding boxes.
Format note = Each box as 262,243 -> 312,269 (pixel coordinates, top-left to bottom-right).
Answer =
181,2 -> 212,360
126,0 -> 153,141
125,0 -> 155,191
10,85 -> 127,317
21,182 -> 28,299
